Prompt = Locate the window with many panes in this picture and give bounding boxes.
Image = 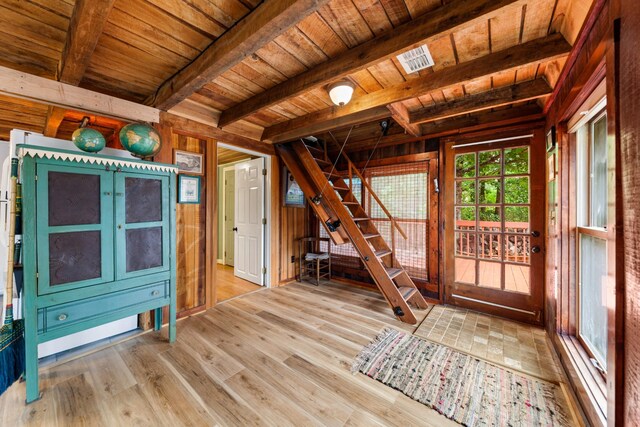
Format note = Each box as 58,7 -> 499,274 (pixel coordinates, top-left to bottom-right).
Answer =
574,105 -> 608,373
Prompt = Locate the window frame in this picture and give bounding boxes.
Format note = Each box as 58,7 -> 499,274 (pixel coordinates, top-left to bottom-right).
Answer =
574,104 -> 608,377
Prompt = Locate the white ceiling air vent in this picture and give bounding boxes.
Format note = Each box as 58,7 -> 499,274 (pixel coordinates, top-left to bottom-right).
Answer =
396,44 -> 435,74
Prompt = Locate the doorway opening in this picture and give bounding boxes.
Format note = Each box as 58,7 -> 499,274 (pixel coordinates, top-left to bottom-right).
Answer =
217,144 -> 270,302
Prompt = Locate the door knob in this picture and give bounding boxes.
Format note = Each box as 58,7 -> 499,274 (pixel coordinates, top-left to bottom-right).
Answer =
531,230 -> 540,237
233,227 -> 238,232
531,245 -> 541,253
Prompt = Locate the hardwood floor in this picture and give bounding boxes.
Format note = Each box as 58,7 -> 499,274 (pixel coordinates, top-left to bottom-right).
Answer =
0,281 -> 576,426
0,281 -> 457,426
216,264 -> 262,302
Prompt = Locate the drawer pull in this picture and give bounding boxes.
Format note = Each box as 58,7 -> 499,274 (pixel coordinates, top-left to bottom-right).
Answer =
57,313 -> 68,321
151,290 -> 160,297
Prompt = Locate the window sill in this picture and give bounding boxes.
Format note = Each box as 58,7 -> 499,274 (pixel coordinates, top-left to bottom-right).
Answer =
553,333 -> 607,426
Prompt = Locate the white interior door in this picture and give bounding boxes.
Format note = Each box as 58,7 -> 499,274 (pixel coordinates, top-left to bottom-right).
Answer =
234,157 -> 264,285
224,168 -> 235,266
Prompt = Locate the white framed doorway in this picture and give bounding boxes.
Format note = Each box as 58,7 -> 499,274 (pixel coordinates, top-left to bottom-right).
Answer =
222,166 -> 235,266
217,142 -> 273,290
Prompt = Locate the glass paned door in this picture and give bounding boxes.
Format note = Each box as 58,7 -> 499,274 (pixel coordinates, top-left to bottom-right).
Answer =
36,163 -> 114,294
445,136 -> 545,323
115,172 -> 170,279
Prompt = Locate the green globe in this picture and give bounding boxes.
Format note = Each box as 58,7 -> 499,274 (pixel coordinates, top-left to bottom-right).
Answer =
72,127 -> 106,153
119,123 -> 162,158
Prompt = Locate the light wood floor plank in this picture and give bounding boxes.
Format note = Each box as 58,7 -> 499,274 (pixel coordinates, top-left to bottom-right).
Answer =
0,281 -> 569,426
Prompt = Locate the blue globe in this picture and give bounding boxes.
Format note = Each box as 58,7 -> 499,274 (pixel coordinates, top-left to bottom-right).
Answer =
72,127 -> 106,153
119,123 -> 162,158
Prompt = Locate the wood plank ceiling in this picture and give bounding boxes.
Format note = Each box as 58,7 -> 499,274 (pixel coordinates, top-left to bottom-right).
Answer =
0,0 -> 593,146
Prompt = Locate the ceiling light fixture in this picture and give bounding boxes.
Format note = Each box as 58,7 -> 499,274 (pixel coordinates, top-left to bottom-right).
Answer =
328,80 -> 355,106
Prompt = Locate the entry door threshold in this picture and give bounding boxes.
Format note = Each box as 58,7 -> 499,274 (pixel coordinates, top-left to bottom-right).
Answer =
451,294 -> 536,316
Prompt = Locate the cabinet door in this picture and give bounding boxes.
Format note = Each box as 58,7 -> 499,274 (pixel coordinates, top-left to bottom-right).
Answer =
37,163 -> 114,294
115,172 -> 170,279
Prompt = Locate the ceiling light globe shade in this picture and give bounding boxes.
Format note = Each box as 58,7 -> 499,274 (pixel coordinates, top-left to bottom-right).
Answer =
328,81 -> 355,106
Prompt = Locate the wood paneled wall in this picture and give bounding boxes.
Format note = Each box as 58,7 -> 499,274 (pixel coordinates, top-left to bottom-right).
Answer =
279,205 -> 308,283
613,0 -> 638,424
172,134 -> 208,313
541,1 -> 629,425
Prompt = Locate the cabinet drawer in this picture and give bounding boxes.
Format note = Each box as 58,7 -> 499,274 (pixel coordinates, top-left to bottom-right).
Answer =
38,281 -> 168,335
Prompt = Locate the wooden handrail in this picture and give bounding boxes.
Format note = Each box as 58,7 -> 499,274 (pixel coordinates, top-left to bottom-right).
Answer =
346,158 -> 408,240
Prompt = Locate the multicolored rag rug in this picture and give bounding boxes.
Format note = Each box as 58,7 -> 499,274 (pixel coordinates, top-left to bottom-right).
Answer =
352,329 -> 571,427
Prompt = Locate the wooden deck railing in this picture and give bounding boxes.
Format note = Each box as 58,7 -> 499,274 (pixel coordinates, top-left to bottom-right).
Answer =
455,220 -> 530,263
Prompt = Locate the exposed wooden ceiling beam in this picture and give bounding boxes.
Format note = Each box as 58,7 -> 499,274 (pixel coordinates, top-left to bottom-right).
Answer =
160,112 -> 275,156
0,66 -> 159,123
409,78 -> 552,124
419,104 -> 544,137
261,34 -> 570,143
265,106 -> 391,144
387,103 -> 421,137
44,0 -> 116,137
218,0 -> 521,127
150,0 -> 331,111
343,104 -> 544,152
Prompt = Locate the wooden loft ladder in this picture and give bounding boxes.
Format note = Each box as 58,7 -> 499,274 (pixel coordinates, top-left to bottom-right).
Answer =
277,138 -> 428,324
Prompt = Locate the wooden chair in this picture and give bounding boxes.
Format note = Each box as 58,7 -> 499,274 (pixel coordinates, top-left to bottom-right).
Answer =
298,237 -> 331,286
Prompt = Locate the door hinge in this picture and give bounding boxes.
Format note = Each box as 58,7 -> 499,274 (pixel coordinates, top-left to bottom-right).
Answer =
35,174 -> 37,181
262,267 -> 267,274
262,168 -> 267,176
262,218 -> 267,225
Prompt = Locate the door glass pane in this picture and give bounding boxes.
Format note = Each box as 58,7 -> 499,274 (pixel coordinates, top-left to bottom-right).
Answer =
478,150 -> 501,176
504,177 -> 529,204
455,258 -> 476,284
456,153 -> 476,177
591,115 -> 607,227
126,227 -> 163,272
505,207 -> 530,233
478,179 -> 501,204
478,261 -> 501,288
478,234 -> 501,260
505,264 -> 530,294
49,231 -> 102,285
479,207 -> 501,231
455,232 -> 476,257
505,235 -> 530,264
48,172 -> 101,226
579,234 -> 608,367
456,180 -> 476,204
455,207 -> 476,230
126,177 -> 162,223
504,147 -> 529,175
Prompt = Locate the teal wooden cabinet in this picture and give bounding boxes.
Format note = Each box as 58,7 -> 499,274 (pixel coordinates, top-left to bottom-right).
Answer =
19,145 -> 177,403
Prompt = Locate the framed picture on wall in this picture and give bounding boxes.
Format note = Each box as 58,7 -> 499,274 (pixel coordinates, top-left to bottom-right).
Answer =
178,175 -> 201,204
546,126 -> 556,152
283,167 -> 305,207
174,150 -> 204,175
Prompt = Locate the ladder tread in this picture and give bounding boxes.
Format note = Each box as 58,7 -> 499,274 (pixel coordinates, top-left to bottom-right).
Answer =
342,201 -> 359,206
385,267 -> 403,279
305,145 -> 325,156
397,286 -> 418,300
332,184 -> 349,191
352,217 -> 370,222
315,158 -> 332,167
363,233 -> 380,239
374,249 -> 392,258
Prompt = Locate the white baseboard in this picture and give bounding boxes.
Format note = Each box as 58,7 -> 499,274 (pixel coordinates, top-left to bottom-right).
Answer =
217,259 -> 224,264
